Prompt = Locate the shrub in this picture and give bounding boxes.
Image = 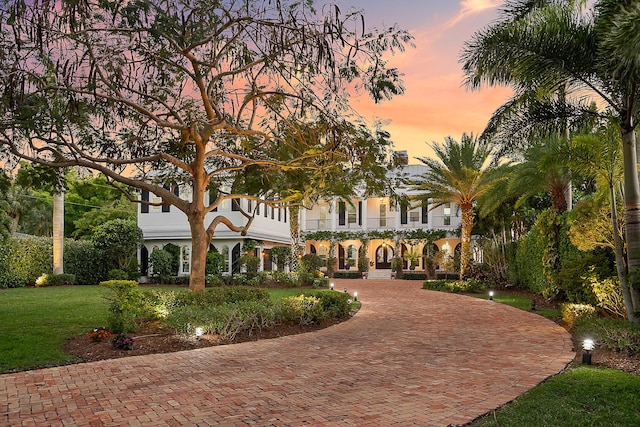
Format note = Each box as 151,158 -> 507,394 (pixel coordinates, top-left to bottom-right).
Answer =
509,226 -> 548,294
64,240 -> 109,285
205,251 -> 225,275
279,295 -> 325,325
239,255 -> 260,275
109,269 -> 129,280
301,290 -> 353,318
300,253 -> 324,274
561,303 -> 597,328
312,277 -> 329,288
100,280 -> 147,333
574,316 -> 640,355
149,249 -> 174,281
165,300 -> 279,340
332,271 -> 362,279
91,219 -> 142,272
206,274 -> 223,287
36,273 -> 76,287
422,279 -> 486,293
401,272 -> 428,281
5,235 -> 53,287
584,271 -> 626,318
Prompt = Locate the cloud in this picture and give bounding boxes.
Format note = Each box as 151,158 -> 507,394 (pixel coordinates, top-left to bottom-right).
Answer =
443,0 -> 502,30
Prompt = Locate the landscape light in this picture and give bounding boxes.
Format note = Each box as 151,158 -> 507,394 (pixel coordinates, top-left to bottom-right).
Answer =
330,282 -> 334,290
195,327 -> 204,340
344,288 -> 348,293
354,292 -> 358,301
489,291 -> 494,301
582,339 -> 595,364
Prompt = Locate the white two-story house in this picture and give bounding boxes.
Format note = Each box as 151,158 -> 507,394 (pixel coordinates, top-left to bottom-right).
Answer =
137,153 -> 462,278
302,163 -> 462,275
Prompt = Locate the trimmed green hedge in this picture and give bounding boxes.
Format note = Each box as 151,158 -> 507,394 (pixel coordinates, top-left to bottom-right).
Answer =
0,235 -> 111,288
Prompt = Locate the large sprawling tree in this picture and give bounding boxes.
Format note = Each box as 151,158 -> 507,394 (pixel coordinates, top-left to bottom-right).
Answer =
0,0 -> 412,290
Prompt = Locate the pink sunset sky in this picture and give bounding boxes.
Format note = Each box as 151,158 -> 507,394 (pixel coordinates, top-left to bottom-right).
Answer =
332,0 -> 513,162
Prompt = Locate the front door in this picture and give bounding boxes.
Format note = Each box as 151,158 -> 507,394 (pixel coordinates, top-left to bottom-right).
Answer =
375,245 -> 393,269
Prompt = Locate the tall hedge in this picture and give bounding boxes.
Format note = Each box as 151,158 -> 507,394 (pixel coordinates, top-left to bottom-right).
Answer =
0,235 -> 111,288
3,235 -> 53,287
64,240 -> 110,285
509,225 -> 548,294
509,213 -> 615,303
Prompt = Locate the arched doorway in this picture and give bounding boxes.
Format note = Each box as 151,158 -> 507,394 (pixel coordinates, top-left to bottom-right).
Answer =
375,244 -> 393,269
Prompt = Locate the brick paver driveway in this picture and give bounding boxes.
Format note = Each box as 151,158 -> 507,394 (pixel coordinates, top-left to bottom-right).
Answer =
1,280 -> 574,426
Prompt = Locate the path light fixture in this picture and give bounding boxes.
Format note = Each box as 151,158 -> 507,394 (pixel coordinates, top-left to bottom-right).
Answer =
344,288 -> 348,293
582,339 -> 595,365
354,292 -> 358,301
330,282 -> 334,290
195,327 -> 204,340
489,291 -> 494,301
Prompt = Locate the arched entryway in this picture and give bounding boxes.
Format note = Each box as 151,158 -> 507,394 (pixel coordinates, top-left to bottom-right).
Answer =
375,244 -> 393,269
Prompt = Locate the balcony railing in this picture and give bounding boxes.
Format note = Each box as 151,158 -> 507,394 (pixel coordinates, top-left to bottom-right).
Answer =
304,215 -> 458,231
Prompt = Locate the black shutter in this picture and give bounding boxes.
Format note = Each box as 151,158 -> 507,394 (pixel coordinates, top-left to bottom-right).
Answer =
422,201 -> 428,224
401,202 -> 408,224
141,190 -> 149,213
162,185 -> 170,212
358,201 -> 362,226
339,201 -> 346,226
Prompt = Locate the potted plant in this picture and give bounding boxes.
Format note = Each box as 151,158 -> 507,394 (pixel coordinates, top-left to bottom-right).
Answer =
345,259 -> 355,270
403,249 -> 420,270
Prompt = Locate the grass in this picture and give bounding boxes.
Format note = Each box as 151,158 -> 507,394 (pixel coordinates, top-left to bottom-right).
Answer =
0,286 -> 110,373
0,285 -> 341,373
470,366 -> 640,426
470,292 -> 562,318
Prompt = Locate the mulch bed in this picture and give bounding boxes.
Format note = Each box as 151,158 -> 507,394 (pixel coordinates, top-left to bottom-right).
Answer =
64,318 -> 342,363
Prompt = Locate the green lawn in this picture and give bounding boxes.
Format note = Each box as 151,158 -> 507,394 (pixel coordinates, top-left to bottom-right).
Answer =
0,286 -> 110,373
470,292 -> 562,318
0,285 -> 338,373
470,366 -> 640,426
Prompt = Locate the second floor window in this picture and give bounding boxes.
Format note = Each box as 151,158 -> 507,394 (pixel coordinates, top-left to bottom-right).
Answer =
347,204 -> 356,224
444,203 -> 451,226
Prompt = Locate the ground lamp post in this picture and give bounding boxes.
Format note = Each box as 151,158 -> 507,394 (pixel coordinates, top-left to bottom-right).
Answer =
582,339 -> 595,365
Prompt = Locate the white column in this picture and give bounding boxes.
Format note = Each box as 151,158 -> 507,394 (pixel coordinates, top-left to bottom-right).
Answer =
361,198 -> 368,231
331,198 -> 337,231
52,191 -> 64,274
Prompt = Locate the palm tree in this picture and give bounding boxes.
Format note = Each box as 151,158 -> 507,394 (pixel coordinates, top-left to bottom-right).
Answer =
412,134 -> 509,278
509,136 -> 572,213
461,0 -> 640,316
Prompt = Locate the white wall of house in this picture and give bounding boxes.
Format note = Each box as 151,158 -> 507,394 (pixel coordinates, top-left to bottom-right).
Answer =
138,187 -> 291,276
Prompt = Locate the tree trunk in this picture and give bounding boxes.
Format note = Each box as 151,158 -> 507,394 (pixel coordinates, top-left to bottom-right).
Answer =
621,125 -> 640,310
52,191 -> 64,275
188,214 -> 208,292
460,203 -> 474,279
289,204 -> 300,271
610,183 -> 637,322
